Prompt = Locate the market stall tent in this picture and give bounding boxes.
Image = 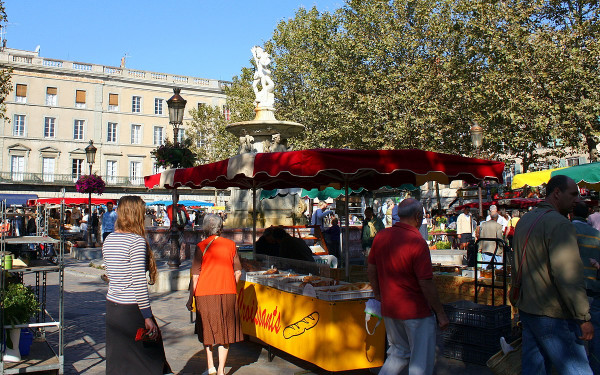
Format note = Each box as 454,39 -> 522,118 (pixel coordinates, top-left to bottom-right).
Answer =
511,167 -> 566,189
144,148 -> 505,276
550,162 -> 600,190
145,199 -> 214,207
28,198 -> 118,207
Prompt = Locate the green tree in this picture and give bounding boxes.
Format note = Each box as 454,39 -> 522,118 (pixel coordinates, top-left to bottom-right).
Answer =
186,66 -> 254,163
0,2 -> 12,120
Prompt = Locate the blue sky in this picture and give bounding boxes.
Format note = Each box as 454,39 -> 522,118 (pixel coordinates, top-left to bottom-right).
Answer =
4,1 -> 343,81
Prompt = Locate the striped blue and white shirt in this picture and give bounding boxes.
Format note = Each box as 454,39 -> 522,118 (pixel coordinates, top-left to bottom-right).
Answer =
103,232 -> 153,319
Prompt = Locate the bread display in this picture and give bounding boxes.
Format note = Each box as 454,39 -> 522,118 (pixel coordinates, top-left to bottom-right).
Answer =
283,312 -> 320,339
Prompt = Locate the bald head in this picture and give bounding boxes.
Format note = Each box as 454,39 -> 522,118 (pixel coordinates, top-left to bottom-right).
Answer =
396,198 -> 424,228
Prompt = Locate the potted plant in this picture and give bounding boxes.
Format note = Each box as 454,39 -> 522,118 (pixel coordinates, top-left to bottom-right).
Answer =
75,173 -> 106,195
2,283 -> 40,362
151,138 -> 198,169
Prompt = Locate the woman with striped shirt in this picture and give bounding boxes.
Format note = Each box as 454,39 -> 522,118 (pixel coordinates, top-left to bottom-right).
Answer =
103,195 -> 170,374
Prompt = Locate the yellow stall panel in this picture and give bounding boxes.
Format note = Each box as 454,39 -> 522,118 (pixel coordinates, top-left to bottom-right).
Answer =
237,281 -> 385,372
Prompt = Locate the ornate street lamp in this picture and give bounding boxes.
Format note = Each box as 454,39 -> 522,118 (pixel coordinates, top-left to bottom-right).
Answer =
166,88 -> 187,268
470,122 -> 483,150
85,140 -> 97,247
167,88 -> 187,146
470,122 -> 484,217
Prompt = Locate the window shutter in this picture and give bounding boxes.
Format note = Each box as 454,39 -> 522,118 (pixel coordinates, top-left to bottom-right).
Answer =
109,93 -> 118,106
75,90 -> 86,103
16,84 -> 27,97
579,156 -> 587,164
46,87 -> 57,95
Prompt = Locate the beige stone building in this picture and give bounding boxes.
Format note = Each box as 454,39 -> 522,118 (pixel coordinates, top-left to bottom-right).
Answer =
0,47 -> 228,202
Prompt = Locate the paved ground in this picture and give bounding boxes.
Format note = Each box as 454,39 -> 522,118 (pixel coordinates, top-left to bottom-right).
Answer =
28,257 -> 495,374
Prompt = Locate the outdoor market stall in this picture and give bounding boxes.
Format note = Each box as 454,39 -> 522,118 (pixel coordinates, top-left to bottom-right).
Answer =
145,148 -> 505,372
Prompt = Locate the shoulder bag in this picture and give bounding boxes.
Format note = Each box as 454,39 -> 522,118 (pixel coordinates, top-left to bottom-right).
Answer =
509,210 -> 552,304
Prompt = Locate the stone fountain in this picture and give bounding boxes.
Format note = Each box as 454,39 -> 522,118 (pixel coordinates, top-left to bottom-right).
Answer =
225,46 -> 305,228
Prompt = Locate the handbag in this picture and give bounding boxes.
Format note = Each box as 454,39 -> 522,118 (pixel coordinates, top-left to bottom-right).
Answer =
509,210 -> 552,304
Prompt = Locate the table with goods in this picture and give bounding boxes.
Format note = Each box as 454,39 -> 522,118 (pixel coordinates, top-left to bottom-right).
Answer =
238,255 -> 386,372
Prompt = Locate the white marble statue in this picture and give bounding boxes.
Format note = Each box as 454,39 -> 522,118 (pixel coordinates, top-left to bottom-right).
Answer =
251,46 -> 275,108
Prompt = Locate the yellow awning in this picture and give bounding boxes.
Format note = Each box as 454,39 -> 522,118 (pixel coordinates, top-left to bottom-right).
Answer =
512,167 -> 567,189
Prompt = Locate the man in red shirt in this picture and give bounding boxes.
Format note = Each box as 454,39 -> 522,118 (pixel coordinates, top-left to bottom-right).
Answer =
368,198 -> 448,375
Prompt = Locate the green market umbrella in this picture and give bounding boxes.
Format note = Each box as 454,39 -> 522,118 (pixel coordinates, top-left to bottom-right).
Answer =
550,162 -> 600,190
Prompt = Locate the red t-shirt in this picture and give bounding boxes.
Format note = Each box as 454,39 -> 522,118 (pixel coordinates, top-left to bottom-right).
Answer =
368,222 -> 434,320
194,236 -> 241,296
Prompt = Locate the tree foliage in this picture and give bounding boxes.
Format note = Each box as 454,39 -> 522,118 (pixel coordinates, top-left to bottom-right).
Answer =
200,0 -> 600,172
0,2 -> 12,120
186,66 -> 254,163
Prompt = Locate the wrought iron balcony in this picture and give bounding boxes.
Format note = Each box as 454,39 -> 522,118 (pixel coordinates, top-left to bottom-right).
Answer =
0,172 -> 145,187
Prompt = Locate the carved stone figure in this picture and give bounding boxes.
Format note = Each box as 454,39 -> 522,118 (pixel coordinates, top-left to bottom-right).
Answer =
271,133 -> 288,152
251,46 -> 275,108
239,134 -> 255,154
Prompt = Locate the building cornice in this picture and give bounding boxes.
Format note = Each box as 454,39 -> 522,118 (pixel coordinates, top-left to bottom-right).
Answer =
0,50 -> 230,95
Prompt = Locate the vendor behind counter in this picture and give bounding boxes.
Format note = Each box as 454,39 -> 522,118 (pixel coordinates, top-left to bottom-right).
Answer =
256,227 -> 315,263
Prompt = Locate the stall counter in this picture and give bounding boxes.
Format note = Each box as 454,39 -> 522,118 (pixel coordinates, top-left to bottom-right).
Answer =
237,280 -> 386,372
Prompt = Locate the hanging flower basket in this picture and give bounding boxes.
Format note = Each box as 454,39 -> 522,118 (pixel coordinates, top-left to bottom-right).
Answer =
151,138 -> 198,169
75,174 -> 105,195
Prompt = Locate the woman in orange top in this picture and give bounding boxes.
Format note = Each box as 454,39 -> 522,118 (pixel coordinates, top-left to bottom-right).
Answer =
186,214 -> 242,375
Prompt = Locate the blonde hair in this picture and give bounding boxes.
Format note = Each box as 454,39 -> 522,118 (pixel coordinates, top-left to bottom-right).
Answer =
115,196 -> 157,285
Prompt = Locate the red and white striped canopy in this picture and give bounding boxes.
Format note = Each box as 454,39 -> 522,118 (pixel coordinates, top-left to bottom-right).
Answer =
144,148 -> 505,191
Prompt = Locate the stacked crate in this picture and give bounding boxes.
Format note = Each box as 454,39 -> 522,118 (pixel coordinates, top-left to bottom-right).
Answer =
442,300 -> 512,365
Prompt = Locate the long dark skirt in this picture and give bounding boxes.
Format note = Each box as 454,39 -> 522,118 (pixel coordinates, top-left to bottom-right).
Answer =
106,301 -> 171,375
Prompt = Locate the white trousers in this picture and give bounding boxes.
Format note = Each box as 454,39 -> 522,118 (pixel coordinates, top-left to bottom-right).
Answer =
380,315 -> 437,375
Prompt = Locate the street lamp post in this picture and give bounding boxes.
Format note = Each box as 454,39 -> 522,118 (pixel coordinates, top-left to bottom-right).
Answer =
85,140 -> 97,247
167,88 -> 187,269
470,122 -> 484,217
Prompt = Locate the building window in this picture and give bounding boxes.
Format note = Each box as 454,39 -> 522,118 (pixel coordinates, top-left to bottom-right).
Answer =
106,160 -> 117,184
130,161 -> 141,185
42,157 -> 55,182
44,117 -> 55,138
107,122 -> 118,143
154,98 -> 163,115
567,157 -> 581,167
176,128 -> 185,144
75,90 -> 86,108
153,126 -> 164,145
13,114 -> 25,136
108,93 -> 119,111
72,158 -> 84,180
153,163 -> 165,174
15,84 -> 27,103
131,124 -> 141,144
73,119 -> 85,140
46,87 -> 57,106
11,155 -> 25,182
132,96 -> 141,113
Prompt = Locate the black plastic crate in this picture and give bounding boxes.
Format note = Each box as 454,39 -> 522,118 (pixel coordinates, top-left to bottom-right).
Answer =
443,300 -> 511,329
442,323 -> 511,350
442,340 -> 496,366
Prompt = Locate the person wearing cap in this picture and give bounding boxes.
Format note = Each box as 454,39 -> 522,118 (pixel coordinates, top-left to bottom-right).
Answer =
311,201 -> 333,233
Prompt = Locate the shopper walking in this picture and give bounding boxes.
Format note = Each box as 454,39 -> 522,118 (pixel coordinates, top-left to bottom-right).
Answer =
102,201 -> 118,241
368,198 -> 448,375
512,175 -> 592,375
103,196 -> 171,375
186,214 -> 243,375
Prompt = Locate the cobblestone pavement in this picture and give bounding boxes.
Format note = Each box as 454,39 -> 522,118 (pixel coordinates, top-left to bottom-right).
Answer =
27,258 -> 493,375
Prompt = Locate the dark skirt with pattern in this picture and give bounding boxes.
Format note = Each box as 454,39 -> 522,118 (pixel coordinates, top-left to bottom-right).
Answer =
105,301 -> 171,375
194,294 -> 244,346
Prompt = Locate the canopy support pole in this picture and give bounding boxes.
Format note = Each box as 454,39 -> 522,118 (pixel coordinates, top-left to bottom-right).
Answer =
168,188 -> 181,269
252,182 -> 257,258
344,178 -> 350,280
